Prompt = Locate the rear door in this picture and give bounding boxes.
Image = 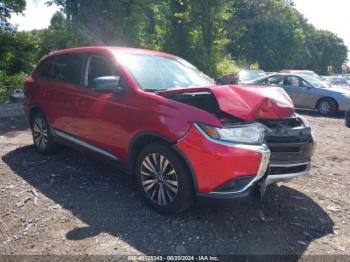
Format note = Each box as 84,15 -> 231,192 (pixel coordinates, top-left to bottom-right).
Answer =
30,56 -> 57,121
47,53 -> 85,135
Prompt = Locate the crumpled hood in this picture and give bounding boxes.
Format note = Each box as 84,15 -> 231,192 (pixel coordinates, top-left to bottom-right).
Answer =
158,85 -> 295,121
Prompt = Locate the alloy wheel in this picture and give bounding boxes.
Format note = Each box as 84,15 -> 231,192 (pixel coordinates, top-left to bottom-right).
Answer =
318,101 -> 331,114
140,153 -> 178,206
32,117 -> 48,150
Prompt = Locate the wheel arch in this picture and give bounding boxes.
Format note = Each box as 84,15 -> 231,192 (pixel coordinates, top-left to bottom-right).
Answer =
315,96 -> 339,111
127,132 -> 198,192
28,105 -> 46,125
28,105 -> 56,135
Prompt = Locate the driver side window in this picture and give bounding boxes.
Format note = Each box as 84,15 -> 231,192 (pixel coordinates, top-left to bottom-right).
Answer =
84,55 -> 119,88
302,80 -> 312,88
286,76 -> 301,87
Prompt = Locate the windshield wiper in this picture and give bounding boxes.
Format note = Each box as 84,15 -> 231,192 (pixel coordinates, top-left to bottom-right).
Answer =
143,88 -> 168,93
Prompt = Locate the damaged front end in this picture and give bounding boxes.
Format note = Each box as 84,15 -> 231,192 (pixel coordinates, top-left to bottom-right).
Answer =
160,85 -> 315,201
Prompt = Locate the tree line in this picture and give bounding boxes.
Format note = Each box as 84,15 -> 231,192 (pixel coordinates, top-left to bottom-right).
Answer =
0,0 -> 349,87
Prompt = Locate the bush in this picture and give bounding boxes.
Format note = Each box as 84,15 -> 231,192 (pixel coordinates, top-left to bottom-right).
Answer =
216,56 -> 241,78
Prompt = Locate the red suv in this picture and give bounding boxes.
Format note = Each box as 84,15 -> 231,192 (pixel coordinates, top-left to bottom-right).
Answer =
24,47 -> 315,214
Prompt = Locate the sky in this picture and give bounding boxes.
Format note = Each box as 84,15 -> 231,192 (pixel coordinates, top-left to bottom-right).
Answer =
10,0 -> 59,31
293,0 -> 350,64
9,0 -> 350,63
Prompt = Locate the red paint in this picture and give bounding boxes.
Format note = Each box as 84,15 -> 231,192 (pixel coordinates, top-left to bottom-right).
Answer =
158,84 -> 295,121
176,125 -> 262,192
24,46 -> 294,194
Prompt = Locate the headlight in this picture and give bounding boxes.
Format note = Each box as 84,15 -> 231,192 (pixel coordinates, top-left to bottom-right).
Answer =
197,122 -> 266,145
298,115 -> 311,127
343,93 -> 350,99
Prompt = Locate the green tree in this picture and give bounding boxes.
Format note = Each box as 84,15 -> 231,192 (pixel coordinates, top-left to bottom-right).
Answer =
0,29 -> 39,74
36,11 -> 79,57
162,0 -> 231,76
1,0 -> 347,81
227,0 -> 307,71
0,0 -> 26,29
304,29 -> 348,74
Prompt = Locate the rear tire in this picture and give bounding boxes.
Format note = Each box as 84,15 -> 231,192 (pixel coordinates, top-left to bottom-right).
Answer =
31,112 -> 58,155
317,98 -> 338,116
135,143 -> 195,214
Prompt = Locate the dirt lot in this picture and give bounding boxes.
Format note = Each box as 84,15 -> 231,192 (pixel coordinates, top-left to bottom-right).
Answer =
0,104 -> 350,257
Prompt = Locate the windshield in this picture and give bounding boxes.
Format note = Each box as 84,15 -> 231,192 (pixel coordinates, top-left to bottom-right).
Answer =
302,75 -> 328,88
330,78 -> 348,85
296,72 -> 321,80
239,70 -> 266,82
116,53 -> 213,91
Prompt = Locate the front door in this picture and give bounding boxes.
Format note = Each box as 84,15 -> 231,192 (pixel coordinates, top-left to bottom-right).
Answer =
282,76 -> 309,108
70,53 -> 129,159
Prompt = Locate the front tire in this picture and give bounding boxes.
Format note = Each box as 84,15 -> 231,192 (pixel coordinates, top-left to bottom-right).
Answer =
135,143 -> 194,214
31,112 -> 58,155
346,109 -> 350,128
317,98 -> 338,116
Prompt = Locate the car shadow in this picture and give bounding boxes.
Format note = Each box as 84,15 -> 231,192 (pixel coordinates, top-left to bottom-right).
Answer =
296,109 -> 345,119
2,146 -> 334,256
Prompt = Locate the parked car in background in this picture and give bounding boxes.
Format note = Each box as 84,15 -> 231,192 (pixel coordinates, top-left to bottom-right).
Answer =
216,73 -> 237,85
24,46 -> 315,214
346,108 -> 350,128
10,89 -> 25,102
238,70 -> 266,82
280,70 -> 322,80
344,74 -> 350,85
217,70 -> 266,85
247,73 -> 350,116
327,76 -> 350,89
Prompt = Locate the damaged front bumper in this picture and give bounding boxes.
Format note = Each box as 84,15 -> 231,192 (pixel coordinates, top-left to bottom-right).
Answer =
176,117 -> 315,202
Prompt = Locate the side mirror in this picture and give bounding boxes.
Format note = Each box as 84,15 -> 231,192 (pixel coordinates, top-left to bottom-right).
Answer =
93,76 -> 124,94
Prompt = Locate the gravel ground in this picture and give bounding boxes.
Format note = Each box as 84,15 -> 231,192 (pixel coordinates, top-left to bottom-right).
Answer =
0,104 -> 349,257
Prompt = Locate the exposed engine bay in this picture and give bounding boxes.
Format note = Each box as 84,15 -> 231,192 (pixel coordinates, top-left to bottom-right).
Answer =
164,91 -> 239,122
162,87 -> 314,170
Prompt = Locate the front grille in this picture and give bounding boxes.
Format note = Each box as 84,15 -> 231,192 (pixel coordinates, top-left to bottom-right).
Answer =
270,164 -> 308,175
257,116 -> 314,161
258,117 -> 304,129
266,134 -> 312,144
270,146 -> 300,153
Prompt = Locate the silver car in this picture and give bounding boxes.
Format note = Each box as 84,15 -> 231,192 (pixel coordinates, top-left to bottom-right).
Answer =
247,73 -> 350,116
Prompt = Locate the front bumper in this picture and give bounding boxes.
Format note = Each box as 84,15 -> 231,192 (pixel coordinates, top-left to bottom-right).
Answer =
197,161 -> 311,202
177,118 -> 315,201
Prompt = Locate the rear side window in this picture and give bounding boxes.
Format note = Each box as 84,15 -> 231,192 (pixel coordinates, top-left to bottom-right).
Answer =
35,56 -> 55,78
52,53 -> 84,85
